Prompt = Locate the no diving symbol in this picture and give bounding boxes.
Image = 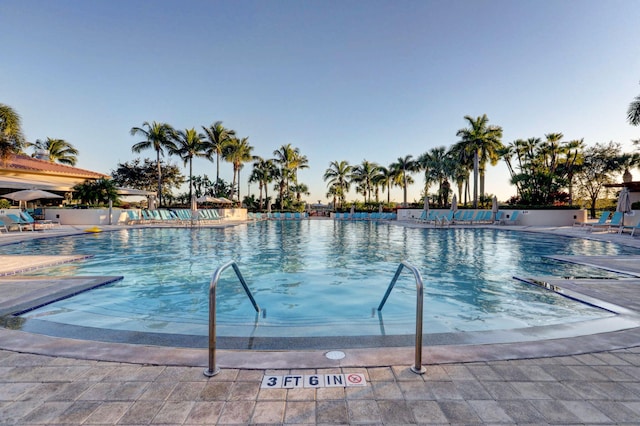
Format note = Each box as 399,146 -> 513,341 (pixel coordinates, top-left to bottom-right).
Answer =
346,373 -> 366,386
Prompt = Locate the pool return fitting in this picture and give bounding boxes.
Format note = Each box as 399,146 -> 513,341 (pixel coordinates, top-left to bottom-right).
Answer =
378,260 -> 426,374
204,260 -> 261,377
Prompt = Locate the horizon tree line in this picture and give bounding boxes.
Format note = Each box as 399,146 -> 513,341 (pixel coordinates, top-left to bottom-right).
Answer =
130,121 -> 310,210
324,114 -> 640,216
3,93 -> 640,211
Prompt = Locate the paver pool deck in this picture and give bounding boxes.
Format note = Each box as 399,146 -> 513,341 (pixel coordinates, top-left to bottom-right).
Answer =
2,223 -> 640,424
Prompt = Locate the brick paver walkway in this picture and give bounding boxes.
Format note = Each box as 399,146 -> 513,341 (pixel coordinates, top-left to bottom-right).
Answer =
2,347 -> 640,425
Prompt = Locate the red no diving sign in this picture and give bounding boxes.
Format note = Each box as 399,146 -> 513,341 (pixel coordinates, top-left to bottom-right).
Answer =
261,373 -> 367,389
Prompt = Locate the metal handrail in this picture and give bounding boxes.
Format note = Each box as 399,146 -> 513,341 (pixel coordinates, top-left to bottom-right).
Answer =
204,260 -> 260,377
378,261 -> 426,374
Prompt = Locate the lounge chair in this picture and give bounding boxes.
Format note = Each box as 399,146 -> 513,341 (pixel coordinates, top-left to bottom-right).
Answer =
582,211 -> 610,230
414,210 -> 428,222
468,210 -> 484,224
493,211 -> 503,224
0,214 -> 30,232
457,210 -> 474,224
126,210 -> 141,225
588,211 -> 623,233
21,211 -> 54,229
481,210 -> 494,223
500,210 -> 520,225
438,211 -> 455,226
618,221 -> 640,236
0,220 -> 8,233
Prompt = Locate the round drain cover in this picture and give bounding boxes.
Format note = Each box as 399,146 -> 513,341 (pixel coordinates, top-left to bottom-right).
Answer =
325,350 -> 346,360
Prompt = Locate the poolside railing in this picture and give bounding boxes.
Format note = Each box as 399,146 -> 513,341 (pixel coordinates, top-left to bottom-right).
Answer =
378,261 -> 426,374
204,260 -> 261,377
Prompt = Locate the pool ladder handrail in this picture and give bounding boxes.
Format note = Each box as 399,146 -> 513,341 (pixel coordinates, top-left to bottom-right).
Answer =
378,260 -> 426,374
204,260 -> 260,377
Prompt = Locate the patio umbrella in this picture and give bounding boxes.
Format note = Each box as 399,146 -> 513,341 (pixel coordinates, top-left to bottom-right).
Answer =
617,188 -> 632,226
423,197 -> 429,219
196,195 -> 218,203
216,197 -> 233,204
450,194 -> 457,213
3,189 -> 63,202
491,195 -> 498,221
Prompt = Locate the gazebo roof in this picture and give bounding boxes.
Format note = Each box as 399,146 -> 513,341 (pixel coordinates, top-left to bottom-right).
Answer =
605,181 -> 640,192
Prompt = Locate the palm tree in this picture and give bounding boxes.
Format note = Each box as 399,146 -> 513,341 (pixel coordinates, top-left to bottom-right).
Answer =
418,147 -> 452,207
273,144 -> 308,204
628,82 -> 640,126
30,138 -> 79,165
323,160 -> 352,209
223,136 -> 254,201
562,138 -> 585,204
291,182 -> 310,202
455,114 -> 503,208
376,166 -> 397,204
350,160 -> 380,203
201,121 -> 236,183
448,142 -> 474,204
0,103 -> 25,162
171,128 -> 208,202
130,121 -> 177,207
390,155 -> 417,206
249,157 -> 277,210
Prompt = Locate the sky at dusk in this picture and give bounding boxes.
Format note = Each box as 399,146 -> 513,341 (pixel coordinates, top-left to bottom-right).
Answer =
2,0 -> 640,204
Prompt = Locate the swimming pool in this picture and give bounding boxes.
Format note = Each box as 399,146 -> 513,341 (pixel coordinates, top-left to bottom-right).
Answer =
4,221 -> 637,348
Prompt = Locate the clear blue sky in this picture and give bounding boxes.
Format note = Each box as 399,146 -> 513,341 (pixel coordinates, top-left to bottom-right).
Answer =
2,0 -> 640,204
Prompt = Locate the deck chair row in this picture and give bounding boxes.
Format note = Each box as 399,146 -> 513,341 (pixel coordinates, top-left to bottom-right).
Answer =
583,211 -> 640,235
334,212 -> 397,220
126,209 -> 222,225
0,211 -> 57,232
415,210 -> 516,226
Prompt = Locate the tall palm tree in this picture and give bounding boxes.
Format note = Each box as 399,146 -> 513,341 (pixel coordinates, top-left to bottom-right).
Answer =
30,138 -> 79,165
390,155 -> 417,206
130,121 -> 177,207
272,144 -> 308,204
350,160 -> 380,203
455,114 -> 503,208
171,128 -> 208,202
376,166 -> 396,204
418,147 -> 452,207
249,157 -> 277,210
201,121 -> 236,183
323,160 -> 352,209
448,142 -> 474,204
628,83 -> 640,126
223,136 -> 254,201
0,103 -> 25,162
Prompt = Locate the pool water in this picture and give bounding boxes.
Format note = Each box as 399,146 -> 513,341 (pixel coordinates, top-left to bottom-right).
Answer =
5,221 -> 636,340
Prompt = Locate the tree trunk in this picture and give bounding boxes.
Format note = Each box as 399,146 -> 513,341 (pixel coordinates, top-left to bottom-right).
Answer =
156,150 -> 163,207
473,150 -> 479,209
